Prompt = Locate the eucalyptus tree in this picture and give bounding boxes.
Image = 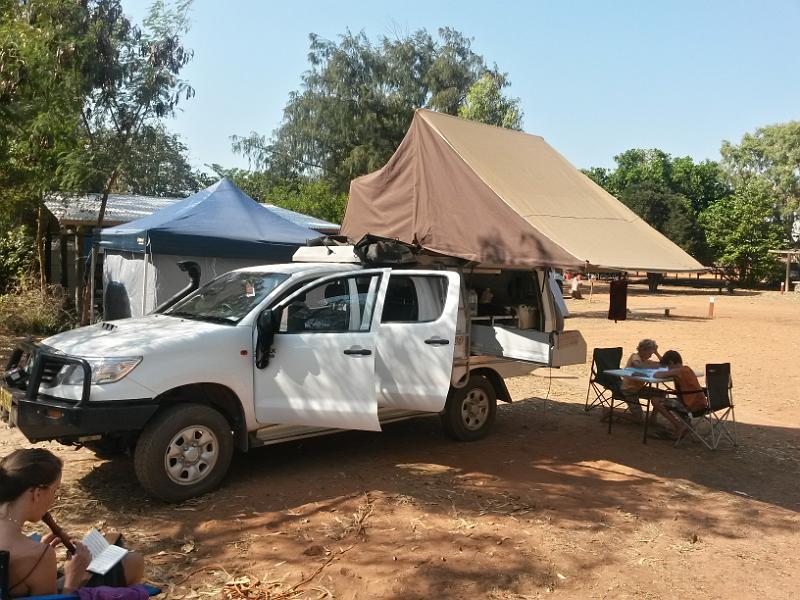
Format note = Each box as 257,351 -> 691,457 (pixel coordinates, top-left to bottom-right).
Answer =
233,27 -> 521,193
459,72 -> 523,130
1,0 -> 196,298
0,0 -> 99,288
699,179 -> 785,287
721,122 -> 800,222
583,148 -> 731,264
58,0 -> 195,226
113,124 -> 204,198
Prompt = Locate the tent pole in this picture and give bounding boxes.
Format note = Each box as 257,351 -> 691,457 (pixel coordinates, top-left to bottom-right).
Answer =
89,229 -> 97,323
785,253 -> 791,295
142,235 -> 149,315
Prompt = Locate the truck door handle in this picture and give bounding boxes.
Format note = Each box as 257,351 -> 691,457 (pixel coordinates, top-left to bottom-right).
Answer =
343,347 -> 372,356
424,338 -> 450,345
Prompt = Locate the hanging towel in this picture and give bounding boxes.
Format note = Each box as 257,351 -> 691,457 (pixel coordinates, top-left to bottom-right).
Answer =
608,279 -> 628,322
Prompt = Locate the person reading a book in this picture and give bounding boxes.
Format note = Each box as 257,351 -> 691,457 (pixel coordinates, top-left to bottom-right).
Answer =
0,448 -> 144,597
616,338 -> 664,422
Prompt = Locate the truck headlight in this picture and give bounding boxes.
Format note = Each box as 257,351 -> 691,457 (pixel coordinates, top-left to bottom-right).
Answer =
61,357 -> 143,385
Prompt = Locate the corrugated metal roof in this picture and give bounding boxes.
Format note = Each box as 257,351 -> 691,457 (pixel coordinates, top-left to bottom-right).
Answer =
45,193 -> 340,233
45,194 -> 180,225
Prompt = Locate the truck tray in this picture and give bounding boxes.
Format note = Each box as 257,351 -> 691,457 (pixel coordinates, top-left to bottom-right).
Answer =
470,325 -> 586,366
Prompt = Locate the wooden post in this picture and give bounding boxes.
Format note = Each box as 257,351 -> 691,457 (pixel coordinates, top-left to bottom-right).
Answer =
59,233 -> 68,288
708,296 -> 715,318
44,231 -> 52,284
785,254 -> 791,295
89,231 -> 97,323
74,230 -> 84,311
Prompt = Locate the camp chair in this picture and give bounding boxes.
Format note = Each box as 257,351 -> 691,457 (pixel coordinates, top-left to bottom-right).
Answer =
1,550 -> 160,600
670,363 -> 737,450
585,347 -> 624,412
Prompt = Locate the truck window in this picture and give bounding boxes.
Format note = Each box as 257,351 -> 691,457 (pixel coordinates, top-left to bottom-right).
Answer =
381,275 -> 447,323
167,271 -> 289,324
279,274 -> 380,333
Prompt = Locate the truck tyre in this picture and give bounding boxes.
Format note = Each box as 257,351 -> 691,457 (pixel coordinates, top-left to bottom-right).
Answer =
441,375 -> 497,441
134,403 -> 233,502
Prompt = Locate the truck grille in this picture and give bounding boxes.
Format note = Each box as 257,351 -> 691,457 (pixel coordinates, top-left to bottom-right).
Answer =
39,362 -> 63,385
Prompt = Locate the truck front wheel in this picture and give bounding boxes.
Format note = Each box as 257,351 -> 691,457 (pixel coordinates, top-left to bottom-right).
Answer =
134,403 -> 233,502
441,375 -> 497,441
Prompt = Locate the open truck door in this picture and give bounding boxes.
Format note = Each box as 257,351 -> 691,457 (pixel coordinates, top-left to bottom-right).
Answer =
253,269 -> 390,431
375,271 -> 460,412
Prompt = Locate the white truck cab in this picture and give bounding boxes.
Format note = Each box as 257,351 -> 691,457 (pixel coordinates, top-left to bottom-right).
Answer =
1,247 -> 585,502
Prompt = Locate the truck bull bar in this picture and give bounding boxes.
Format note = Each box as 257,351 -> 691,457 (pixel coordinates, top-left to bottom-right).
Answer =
6,339 -> 92,406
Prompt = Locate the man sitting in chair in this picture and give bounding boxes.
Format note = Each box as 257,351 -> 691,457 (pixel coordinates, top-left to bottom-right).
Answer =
618,339 -> 663,422
652,350 -> 709,439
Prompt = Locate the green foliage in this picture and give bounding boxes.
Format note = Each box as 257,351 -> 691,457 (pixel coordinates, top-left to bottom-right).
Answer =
0,0 -> 197,244
0,0 -> 91,222
458,72 -> 523,130
0,279 -> 72,334
618,183 -> 706,259
267,182 -> 348,225
0,226 -> 37,293
720,121 -> 800,221
57,0 -> 196,224
669,156 -> 730,214
584,149 -> 730,213
114,124 -> 205,197
233,28 -> 515,193
213,167 -> 347,224
582,167 -> 611,190
583,148 -> 731,263
699,180 -> 785,287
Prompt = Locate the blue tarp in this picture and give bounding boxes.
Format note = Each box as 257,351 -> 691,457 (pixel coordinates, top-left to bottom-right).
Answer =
98,178 -> 316,259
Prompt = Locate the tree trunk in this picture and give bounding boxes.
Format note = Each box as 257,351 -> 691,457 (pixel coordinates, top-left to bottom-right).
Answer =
646,272 -> 662,293
36,201 -> 47,294
96,169 -> 119,228
82,170 -> 119,325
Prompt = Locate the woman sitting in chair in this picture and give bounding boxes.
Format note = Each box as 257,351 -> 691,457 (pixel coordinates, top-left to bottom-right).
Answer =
652,350 -> 709,439
0,448 -> 144,597
618,338 -> 663,422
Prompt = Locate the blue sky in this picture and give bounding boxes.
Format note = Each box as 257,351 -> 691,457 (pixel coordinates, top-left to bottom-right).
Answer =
125,0 -> 800,173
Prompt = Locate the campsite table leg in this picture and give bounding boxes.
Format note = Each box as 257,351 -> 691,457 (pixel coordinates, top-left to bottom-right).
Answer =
643,398 -> 651,444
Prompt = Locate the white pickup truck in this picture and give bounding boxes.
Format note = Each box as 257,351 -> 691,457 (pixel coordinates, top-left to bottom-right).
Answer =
1,247 -> 585,501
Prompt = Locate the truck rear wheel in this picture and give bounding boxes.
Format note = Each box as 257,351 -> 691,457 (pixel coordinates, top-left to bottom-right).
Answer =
134,403 -> 233,502
441,375 -> 497,441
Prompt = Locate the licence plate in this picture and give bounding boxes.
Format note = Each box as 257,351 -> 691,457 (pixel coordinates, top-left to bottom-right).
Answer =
0,386 -> 13,415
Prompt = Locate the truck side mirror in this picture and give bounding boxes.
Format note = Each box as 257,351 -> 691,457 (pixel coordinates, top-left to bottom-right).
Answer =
255,309 -> 280,369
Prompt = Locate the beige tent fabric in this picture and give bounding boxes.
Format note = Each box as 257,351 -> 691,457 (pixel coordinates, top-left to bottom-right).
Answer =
342,109 -> 705,272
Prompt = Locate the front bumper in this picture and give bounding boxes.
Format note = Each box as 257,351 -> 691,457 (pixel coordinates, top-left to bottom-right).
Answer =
2,341 -> 159,443
8,392 -> 160,442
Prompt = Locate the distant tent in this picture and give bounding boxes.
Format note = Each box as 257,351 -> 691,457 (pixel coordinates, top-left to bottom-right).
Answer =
99,178 -> 316,318
342,109 -> 704,273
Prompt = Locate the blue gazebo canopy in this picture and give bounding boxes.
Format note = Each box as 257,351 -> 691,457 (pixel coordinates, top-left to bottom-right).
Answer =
98,178 -> 317,259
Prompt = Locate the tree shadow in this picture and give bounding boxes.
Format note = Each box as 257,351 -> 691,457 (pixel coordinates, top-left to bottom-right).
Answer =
74,396 -> 799,596
567,308 -> 713,322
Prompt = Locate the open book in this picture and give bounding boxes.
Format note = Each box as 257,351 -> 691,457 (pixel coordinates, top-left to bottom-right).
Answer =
82,529 -> 129,575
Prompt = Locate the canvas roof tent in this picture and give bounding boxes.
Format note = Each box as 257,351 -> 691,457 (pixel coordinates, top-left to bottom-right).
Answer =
98,178 -> 317,318
342,109 -> 704,273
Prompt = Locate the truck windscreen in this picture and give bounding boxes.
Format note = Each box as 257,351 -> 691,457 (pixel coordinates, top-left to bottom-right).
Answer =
165,272 -> 290,325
